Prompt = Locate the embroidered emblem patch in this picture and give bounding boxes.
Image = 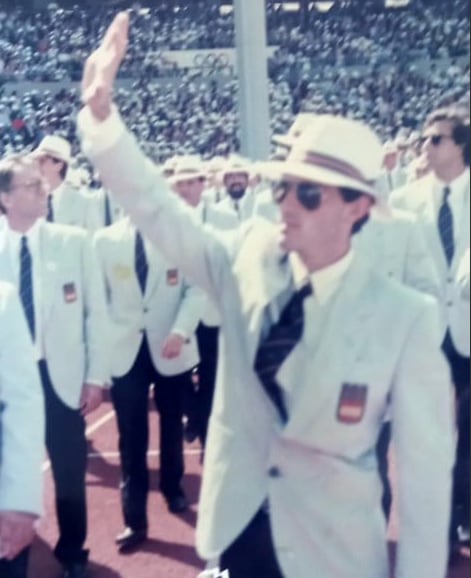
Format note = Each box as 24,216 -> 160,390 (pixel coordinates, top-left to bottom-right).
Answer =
166,269 -> 179,286
63,282 -> 77,303
336,383 -> 368,424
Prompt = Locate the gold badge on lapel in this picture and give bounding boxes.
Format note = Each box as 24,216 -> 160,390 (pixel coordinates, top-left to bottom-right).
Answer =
166,269 -> 179,286
336,384 -> 368,424
114,264 -> 133,281
63,283 -> 77,303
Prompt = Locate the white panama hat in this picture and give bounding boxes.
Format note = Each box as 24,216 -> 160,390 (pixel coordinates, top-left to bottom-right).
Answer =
167,156 -> 206,185
34,135 -> 72,164
259,115 -> 384,199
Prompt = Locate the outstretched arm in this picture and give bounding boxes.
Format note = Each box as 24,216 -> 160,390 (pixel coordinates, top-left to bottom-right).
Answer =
79,12 -> 234,301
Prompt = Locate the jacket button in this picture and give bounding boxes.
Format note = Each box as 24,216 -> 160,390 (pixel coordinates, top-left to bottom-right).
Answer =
268,466 -> 282,478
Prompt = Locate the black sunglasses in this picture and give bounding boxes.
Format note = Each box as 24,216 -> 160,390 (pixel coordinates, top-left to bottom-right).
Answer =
43,154 -> 63,164
423,134 -> 454,147
272,180 -> 324,211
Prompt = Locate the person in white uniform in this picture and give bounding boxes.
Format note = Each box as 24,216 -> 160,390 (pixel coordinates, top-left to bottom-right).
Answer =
78,14 -> 454,578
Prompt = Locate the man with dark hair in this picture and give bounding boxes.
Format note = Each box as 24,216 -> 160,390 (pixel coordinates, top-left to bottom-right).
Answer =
78,14 -> 454,578
423,107 -> 470,166
391,106 -> 470,559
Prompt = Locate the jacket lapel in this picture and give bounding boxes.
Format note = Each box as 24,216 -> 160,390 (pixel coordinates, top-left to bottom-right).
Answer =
38,222 -> 59,327
278,258 -> 375,430
120,219 -> 143,298
0,234 -> 13,283
143,239 -> 164,299
233,227 -> 292,362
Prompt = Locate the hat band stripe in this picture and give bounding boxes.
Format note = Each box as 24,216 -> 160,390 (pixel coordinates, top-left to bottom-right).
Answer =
288,151 -> 374,187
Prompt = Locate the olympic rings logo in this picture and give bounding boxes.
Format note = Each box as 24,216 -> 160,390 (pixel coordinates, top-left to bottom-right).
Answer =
193,52 -> 231,69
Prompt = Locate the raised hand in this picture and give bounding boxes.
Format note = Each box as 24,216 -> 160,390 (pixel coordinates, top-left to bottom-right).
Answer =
81,11 -> 130,121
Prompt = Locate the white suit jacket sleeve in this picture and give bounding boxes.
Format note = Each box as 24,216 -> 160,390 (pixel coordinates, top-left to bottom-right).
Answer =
79,106 -> 233,304
0,284 -> 44,515
455,248 -> 470,300
403,220 -> 441,300
171,281 -> 206,338
453,248 -> 470,350
391,298 -> 454,578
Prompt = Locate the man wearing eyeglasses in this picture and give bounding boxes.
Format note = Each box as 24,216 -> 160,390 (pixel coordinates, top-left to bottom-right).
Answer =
390,107 -> 471,559
78,14 -> 454,578
0,154 -> 109,578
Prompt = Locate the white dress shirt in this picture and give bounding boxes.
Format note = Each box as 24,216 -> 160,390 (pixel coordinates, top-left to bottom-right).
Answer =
5,219 -> 44,359
290,249 -> 354,305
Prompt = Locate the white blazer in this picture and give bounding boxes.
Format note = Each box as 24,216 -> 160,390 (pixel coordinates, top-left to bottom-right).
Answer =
453,248 -> 470,355
0,221 -> 110,408
253,187 -> 281,224
375,167 -> 408,202
51,181 -> 104,233
390,173 -> 471,355
353,207 -> 441,299
93,217 -> 201,378
0,282 -> 44,515
208,189 -> 256,229
87,187 -> 124,231
80,111 -> 455,578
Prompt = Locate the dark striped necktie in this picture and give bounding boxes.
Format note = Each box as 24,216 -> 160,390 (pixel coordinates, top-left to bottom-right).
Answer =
19,236 -> 35,340
134,231 -> 148,294
438,186 -> 455,266
104,194 -> 112,227
254,284 -> 312,424
46,195 -> 54,222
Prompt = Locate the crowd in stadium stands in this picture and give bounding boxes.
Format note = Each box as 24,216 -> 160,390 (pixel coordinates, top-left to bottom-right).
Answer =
0,1 -> 469,80
0,0 -> 469,162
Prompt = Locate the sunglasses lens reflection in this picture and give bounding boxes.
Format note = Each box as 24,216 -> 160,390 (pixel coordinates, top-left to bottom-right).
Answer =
298,183 -> 322,210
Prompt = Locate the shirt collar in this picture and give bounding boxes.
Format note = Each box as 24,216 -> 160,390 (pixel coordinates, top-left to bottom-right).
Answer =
289,248 -> 354,306
5,218 -> 42,247
433,169 -> 470,198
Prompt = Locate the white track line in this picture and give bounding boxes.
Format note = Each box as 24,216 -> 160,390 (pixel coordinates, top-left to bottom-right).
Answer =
42,410 -> 202,472
43,409 -> 117,472
88,449 -> 202,459
85,409 -> 116,436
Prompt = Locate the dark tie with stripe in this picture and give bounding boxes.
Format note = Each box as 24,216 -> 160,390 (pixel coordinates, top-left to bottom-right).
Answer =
19,236 -> 35,340
46,195 -> 54,222
438,186 -> 455,265
134,231 -> 148,294
104,194 -> 112,227
254,284 -> 312,424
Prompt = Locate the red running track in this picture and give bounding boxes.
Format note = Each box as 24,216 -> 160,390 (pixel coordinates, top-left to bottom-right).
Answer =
29,395 -> 469,578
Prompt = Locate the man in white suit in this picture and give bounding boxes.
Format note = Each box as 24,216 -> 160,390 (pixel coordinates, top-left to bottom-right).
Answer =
390,107 -> 470,553
34,136 -> 105,233
0,282 -> 44,578
208,157 -> 256,229
0,154 -> 109,578
168,158 -> 222,449
78,14 -> 454,578
258,119 -> 442,520
93,216 -> 202,552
